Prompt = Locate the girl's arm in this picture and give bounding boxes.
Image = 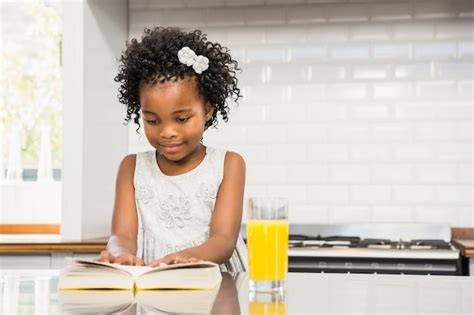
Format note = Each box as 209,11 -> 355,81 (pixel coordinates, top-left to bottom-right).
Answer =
97,154 -> 144,266
150,151 -> 245,266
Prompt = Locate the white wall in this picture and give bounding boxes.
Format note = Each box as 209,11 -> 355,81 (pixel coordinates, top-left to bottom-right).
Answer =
61,0 -> 128,239
128,0 -> 473,226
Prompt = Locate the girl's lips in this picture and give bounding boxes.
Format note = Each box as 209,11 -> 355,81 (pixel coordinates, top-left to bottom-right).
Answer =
160,143 -> 183,154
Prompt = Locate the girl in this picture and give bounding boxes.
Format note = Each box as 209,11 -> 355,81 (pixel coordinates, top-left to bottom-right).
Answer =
97,27 -> 247,272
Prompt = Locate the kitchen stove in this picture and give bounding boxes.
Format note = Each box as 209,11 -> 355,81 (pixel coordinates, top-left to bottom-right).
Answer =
287,224 -> 463,276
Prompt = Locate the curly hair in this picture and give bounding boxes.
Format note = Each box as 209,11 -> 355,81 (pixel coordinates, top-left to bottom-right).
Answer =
115,27 -> 241,130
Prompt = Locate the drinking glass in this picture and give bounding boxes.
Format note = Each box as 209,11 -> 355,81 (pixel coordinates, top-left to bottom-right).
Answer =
247,197 -> 288,292
249,291 -> 287,315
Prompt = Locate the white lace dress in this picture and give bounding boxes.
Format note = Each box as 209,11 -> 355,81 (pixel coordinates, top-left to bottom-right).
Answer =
134,147 -> 247,272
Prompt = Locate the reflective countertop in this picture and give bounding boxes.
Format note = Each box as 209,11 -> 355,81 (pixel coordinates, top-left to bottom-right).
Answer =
1,269 -> 472,314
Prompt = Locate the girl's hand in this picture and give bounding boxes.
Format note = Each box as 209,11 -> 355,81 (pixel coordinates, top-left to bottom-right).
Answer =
96,250 -> 145,266
148,253 -> 202,267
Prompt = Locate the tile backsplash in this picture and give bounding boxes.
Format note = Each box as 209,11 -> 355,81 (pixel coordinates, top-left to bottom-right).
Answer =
128,0 -> 473,225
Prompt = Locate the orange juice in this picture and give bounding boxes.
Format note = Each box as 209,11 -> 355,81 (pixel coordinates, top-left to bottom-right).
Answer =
249,301 -> 287,315
247,219 -> 288,281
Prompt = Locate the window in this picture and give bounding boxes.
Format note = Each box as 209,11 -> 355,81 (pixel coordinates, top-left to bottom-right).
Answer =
0,1 -> 62,233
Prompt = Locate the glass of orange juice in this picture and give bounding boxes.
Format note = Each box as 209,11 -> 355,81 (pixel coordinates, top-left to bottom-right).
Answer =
249,291 -> 287,315
247,197 -> 288,293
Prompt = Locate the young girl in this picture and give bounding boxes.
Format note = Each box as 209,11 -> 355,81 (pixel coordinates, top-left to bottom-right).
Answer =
97,27 -> 247,272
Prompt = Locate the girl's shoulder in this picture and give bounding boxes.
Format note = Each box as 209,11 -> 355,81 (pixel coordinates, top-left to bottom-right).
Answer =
223,150 -> 246,175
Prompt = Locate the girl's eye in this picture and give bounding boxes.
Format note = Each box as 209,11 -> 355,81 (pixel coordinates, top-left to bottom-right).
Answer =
176,117 -> 189,123
145,120 -> 159,125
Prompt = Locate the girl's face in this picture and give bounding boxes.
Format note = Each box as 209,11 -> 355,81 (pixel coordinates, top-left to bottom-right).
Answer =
139,77 -> 213,165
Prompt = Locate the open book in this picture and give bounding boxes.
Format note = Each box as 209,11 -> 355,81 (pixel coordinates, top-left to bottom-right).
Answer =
59,287 -> 220,314
58,258 -> 222,290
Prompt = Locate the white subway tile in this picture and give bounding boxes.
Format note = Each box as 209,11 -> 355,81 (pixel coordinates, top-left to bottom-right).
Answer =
307,25 -> 348,43
435,61 -> 474,79
394,102 -> 434,120
205,125 -> 247,145
289,206 -> 329,224
372,164 -> 413,182
147,0 -> 186,9
245,46 -> 287,63
311,65 -> 346,81
266,25 -> 308,44
393,144 -> 434,161
350,104 -> 391,120
353,64 -> 390,80
393,185 -> 435,202
349,23 -> 391,41
373,83 -> 413,99
129,10 -> 166,29
329,45 -> 370,60
289,46 -> 328,61
373,123 -> 412,141
328,123 -> 370,142
308,185 -> 350,203
435,20 -> 474,39
269,64 -> 310,84
290,84 -> 325,103
240,65 -> 265,85
307,103 -> 347,121
455,122 -> 473,141
226,27 -> 266,45
160,8 -> 206,26
394,63 -> 432,79
287,123 -> 327,144
246,125 -> 286,144
435,143 -> 472,161
262,104 -> 309,123
350,143 -> 392,161
372,43 -> 411,59
458,81 -> 474,99
415,164 -> 457,183
370,2 -> 411,21
233,145 -> 267,163
244,5 -> 286,25
205,7 -> 246,26
458,41 -> 474,58
327,3 -> 369,22
225,0 -> 265,6
372,206 -> 413,223
437,185 -> 473,204
458,164 -> 473,183
266,144 -> 308,162
129,0 -> 149,9
185,0 -> 227,7
245,84 -> 288,104
287,164 -> 328,184
414,206 -> 460,224
327,83 -> 367,99
416,81 -> 457,98
414,122 -> 456,141
393,22 -> 434,40
266,185 -> 307,204
414,42 -> 457,59
308,144 -> 349,161
329,164 -> 370,183
351,185 -> 391,203
287,4 -> 326,24
246,163 -> 286,184
436,102 -> 473,120
414,0 -> 458,19
330,206 -> 371,223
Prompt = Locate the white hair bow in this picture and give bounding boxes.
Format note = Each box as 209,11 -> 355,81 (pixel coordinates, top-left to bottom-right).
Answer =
177,47 -> 209,74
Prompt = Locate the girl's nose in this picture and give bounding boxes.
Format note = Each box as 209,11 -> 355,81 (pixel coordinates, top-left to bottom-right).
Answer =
159,125 -> 177,139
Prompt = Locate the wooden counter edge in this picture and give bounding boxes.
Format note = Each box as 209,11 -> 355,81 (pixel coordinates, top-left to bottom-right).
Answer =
0,239 -> 107,253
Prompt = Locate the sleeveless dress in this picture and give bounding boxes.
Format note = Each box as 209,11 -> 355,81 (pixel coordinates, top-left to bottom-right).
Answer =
134,147 -> 247,272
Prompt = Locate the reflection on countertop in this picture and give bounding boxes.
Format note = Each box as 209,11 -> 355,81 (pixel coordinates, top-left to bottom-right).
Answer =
1,269 -> 473,314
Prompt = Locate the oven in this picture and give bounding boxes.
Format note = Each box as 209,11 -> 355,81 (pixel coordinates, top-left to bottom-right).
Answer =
287,224 -> 464,276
